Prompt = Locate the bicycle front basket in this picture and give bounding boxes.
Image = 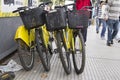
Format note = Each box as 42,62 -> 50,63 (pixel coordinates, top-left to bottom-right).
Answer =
68,10 -> 90,29
19,7 -> 45,30
45,8 -> 67,31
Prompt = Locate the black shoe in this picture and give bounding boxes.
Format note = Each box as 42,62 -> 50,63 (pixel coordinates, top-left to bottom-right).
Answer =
111,40 -> 113,44
107,42 -> 111,46
96,31 -> 99,34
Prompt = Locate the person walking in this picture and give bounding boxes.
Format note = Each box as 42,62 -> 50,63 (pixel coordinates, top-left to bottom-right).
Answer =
96,0 -> 108,40
96,1 -> 102,34
106,0 -> 120,46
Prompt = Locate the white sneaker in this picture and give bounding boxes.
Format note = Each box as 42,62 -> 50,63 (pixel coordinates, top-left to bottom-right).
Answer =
101,36 -> 105,40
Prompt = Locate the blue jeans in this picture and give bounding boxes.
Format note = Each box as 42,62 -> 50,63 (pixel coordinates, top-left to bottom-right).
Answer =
96,18 -> 107,37
96,18 -> 99,32
106,19 -> 119,43
100,19 -> 107,37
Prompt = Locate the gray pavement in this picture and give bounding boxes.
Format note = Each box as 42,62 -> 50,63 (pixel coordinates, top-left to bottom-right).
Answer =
5,25 -> 120,80
86,25 -> 120,59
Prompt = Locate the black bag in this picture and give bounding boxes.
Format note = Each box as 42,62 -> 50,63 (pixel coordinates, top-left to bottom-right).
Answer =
45,8 -> 67,31
19,7 -> 45,30
68,10 -> 90,29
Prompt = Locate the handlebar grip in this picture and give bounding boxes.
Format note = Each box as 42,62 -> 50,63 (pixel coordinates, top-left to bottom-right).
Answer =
18,6 -> 29,10
38,1 -> 52,7
12,9 -> 19,13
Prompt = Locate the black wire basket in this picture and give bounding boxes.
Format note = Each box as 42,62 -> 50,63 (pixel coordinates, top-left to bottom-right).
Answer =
45,8 -> 67,31
19,7 -> 45,30
67,10 -> 90,29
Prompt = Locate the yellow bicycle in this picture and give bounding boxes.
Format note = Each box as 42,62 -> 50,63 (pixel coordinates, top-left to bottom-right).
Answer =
13,6 -> 37,70
12,2 -> 52,71
53,4 -> 89,74
35,1 -> 54,71
46,4 -> 71,74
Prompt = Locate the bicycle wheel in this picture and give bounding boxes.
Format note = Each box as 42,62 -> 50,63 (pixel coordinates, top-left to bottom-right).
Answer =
35,29 -> 51,71
72,31 -> 85,74
56,31 -> 71,74
17,39 -> 34,71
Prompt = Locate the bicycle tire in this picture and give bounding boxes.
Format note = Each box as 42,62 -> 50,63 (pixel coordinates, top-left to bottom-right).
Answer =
56,31 -> 71,74
72,31 -> 85,74
17,39 -> 34,71
35,29 -> 50,71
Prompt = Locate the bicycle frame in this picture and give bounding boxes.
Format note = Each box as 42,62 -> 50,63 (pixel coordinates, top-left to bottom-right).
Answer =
41,25 -> 50,48
63,27 -> 83,52
14,25 -> 35,47
63,27 -> 74,51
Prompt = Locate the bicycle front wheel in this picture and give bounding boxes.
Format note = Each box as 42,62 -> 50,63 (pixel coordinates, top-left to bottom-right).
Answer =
18,39 -> 34,71
56,31 -> 71,74
35,29 -> 50,71
72,31 -> 86,74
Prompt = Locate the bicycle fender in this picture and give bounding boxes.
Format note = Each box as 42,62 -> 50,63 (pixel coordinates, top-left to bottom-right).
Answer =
14,25 -> 35,46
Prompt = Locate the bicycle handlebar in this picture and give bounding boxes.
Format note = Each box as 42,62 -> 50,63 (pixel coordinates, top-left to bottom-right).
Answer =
12,1 -> 52,13
54,3 -> 93,12
12,6 -> 29,13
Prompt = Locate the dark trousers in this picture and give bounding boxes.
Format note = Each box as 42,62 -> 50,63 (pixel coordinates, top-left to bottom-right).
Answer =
81,27 -> 87,43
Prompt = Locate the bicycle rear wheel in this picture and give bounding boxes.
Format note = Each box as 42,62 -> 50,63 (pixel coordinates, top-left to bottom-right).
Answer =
56,31 -> 71,74
72,31 -> 85,74
35,29 -> 51,71
18,39 -> 34,71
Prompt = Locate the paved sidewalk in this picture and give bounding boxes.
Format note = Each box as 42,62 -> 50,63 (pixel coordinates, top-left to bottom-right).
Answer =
6,25 -> 120,80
